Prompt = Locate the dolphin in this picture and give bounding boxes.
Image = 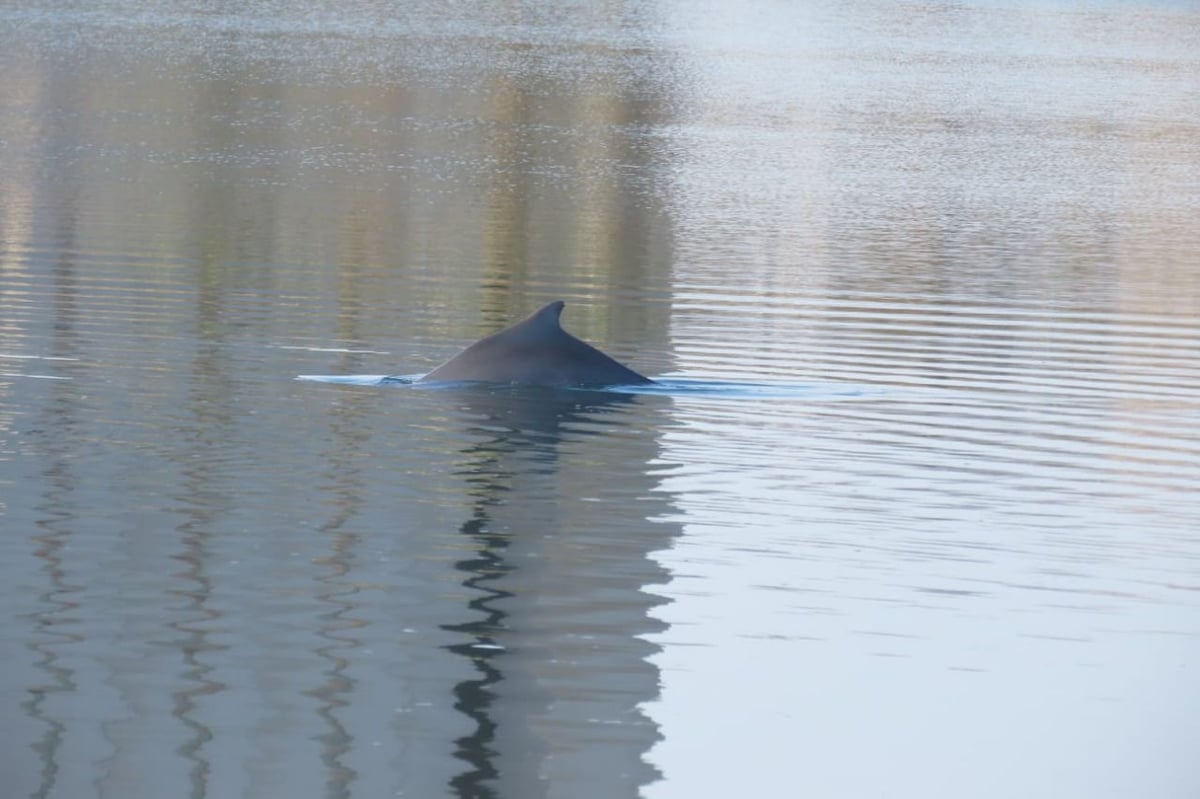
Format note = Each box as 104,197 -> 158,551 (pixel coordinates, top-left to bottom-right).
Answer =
419,300 -> 654,387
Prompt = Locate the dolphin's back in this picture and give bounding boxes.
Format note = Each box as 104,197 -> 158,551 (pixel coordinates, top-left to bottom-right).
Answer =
419,300 -> 653,387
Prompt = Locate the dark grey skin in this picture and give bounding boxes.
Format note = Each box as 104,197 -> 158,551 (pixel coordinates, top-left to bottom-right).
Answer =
419,300 -> 654,387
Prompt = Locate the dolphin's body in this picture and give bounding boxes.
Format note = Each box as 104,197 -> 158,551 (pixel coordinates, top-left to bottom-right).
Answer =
419,300 -> 653,387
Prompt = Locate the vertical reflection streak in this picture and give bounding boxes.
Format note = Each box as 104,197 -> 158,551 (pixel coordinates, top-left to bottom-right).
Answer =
442,455 -> 518,799
167,510 -> 222,799
309,367 -> 376,799
309,528 -> 359,799
24,187 -> 85,798
26,459 -> 78,799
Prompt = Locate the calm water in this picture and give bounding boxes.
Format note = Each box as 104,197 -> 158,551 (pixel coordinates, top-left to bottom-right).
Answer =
2,1 -> 1199,797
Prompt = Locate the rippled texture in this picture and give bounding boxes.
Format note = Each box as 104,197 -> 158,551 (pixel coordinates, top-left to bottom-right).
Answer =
2,2 -> 1199,798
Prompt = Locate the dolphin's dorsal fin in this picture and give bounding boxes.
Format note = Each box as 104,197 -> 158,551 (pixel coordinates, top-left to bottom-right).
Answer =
525,300 -> 565,329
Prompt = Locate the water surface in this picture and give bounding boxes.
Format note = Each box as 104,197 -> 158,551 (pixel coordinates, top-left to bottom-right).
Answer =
2,2 -> 1199,798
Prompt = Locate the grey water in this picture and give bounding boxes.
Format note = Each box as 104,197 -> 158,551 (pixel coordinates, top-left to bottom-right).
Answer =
2,1 -> 1199,797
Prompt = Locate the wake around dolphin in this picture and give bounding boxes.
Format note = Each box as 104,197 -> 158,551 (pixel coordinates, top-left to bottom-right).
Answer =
419,300 -> 654,387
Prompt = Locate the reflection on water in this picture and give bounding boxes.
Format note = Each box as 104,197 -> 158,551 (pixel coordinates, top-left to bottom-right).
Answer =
439,387 -> 670,798
2,0 -> 1200,798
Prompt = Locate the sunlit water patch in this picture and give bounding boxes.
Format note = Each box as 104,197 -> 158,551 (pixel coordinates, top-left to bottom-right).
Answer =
297,373 -> 408,386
